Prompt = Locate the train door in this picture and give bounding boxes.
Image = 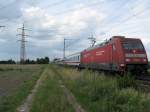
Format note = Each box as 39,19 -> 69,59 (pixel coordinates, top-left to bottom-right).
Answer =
108,44 -> 113,70
112,43 -> 118,70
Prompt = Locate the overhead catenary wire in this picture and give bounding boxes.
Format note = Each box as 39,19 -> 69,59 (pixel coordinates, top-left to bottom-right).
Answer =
31,0 -> 144,52
92,0 -> 144,37
0,0 -> 131,33
0,0 -> 17,10
51,0 -> 107,15
44,0 -> 67,8
0,0 -> 148,25
39,0 -> 149,38
24,1 -> 150,41
104,5 -> 150,36
50,0 -> 149,39
43,0 -> 135,40
98,0 -> 132,27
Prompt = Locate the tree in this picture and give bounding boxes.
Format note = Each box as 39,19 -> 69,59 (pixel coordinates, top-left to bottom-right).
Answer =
36,57 -> 50,64
0,59 -> 16,64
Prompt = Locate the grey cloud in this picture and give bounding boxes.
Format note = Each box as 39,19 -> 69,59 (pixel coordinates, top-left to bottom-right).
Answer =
0,1 -> 22,19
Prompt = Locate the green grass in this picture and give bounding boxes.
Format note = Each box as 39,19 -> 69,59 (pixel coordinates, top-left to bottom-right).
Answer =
0,65 -> 45,112
116,73 -> 137,89
30,65 -> 75,112
54,66 -> 150,112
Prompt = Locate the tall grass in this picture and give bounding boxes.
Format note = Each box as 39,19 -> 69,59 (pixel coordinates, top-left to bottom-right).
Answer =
117,73 -> 137,89
56,67 -> 150,112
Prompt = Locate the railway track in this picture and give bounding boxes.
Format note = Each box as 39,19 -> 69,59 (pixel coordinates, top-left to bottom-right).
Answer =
135,74 -> 150,88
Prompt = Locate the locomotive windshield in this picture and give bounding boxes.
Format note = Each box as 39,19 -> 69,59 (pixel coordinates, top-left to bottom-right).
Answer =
122,41 -> 144,50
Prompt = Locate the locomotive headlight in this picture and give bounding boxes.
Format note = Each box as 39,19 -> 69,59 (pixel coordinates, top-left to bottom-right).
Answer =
120,64 -> 125,67
125,59 -> 130,62
143,59 -> 147,62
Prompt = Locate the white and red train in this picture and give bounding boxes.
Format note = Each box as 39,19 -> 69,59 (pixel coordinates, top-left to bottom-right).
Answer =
62,36 -> 148,73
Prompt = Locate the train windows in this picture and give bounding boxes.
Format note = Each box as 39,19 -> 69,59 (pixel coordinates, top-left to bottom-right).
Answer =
122,42 -> 144,50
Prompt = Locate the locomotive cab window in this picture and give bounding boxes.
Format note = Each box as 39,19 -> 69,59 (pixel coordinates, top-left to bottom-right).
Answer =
122,41 -> 144,50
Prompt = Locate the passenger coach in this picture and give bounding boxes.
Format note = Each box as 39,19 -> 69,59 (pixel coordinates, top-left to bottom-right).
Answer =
63,52 -> 80,67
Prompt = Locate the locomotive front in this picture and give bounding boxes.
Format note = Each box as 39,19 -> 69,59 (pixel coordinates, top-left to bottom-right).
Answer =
121,38 -> 148,73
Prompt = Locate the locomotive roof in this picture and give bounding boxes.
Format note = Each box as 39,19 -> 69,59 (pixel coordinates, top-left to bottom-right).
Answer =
85,41 -> 108,51
65,52 -> 80,58
84,36 -> 117,51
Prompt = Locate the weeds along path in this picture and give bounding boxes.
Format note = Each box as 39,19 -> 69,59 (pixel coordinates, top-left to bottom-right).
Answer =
17,65 -> 48,112
59,80 -> 86,112
51,66 -> 86,112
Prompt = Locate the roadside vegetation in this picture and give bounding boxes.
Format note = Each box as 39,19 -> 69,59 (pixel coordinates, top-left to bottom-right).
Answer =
53,66 -> 150,112
0,64 -> 45,112
30,65 -> 75,112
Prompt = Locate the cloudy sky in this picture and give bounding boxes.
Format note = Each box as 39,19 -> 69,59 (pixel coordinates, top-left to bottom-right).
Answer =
0,0 -> 150,61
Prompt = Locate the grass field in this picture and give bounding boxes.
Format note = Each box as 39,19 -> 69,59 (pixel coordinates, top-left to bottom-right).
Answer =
0,64 -> 45,112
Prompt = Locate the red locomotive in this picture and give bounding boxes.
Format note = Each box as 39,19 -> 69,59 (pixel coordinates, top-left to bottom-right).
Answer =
64,36 -> 148,73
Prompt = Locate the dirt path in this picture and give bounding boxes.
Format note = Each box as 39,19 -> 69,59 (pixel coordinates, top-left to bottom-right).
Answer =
17,67 -> 48,112
17,66 -> 85,112
59,80 -> 86,112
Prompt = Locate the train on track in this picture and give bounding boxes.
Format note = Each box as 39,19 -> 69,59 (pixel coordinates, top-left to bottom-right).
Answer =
59,36 -> 148,74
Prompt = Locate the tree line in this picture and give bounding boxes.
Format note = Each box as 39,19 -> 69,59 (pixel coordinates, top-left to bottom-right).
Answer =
0,57 -> 50,64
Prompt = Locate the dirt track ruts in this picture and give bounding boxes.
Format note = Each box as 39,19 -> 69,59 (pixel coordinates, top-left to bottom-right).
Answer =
17,66 -> 48,112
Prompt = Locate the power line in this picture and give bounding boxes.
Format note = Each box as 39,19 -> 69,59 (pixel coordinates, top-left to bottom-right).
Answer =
87,0 -> 136,37
0,0 -> 17,10
104,5 -> 150,36
63,38 -> 84,58
63,38 -> 75,59
122,6 -> 150,23
99,0 -> 131,27
51,0 -> 146,38
45,0 -> 132,42
17,23 -> 31,64
64,33 -> 97,57
51,0 -> 107,15
44,0 -> 66,8
41,0 -> 148,38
